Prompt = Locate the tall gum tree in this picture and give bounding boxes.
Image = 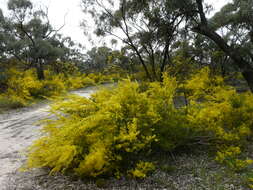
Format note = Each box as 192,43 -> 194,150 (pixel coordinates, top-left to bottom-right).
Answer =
82,0 -> 253,91
184,0 -> 253,92
0,0 -> 75,80
82,0 -> 185,81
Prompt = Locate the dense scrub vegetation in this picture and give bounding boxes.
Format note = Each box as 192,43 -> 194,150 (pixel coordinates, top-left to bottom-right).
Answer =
1,0 -> 253,188
25,68 -> 253,183
0,64 -> 121,110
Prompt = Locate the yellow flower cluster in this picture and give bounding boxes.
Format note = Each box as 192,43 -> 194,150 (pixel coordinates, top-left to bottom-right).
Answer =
186,67 -> 253,171
25,67 -> 253,178
0,68 -> 120,108
129,161 -> 155,178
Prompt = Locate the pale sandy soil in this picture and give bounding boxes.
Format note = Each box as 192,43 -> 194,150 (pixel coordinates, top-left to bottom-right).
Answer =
0,86 -> 98,189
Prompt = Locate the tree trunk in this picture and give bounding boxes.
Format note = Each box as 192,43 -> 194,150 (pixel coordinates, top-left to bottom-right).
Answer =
128,43 -> 152,81
36,62 -> 45,80
242,70 -> 253,92
160,44 -> 170,81
149,55 -> 157,81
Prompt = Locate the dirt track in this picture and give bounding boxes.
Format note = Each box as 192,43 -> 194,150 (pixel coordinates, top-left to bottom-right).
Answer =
0,86 -> 98,189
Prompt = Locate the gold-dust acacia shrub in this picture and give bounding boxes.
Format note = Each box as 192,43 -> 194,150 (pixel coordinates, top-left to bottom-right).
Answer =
65,74 -> 92,90
185,67 -> 253,171
4,68 -> 43,107
26,79 -> 165,178
146,74 -> 198,151
87,73 -> 111,84
40,72 -> 67,97
26,74 -> 193,178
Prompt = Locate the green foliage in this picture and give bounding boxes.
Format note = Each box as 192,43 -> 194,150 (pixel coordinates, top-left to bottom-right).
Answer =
147,74 -> 197,151
130,70 -> 151,81
82,0 -> 186,81
184,67 -> 227,100
0,94 -> 25,109
246,172 -> 253,189
87,73 -> 109,84
1,0 -> 84,80
186,68 -> 253,145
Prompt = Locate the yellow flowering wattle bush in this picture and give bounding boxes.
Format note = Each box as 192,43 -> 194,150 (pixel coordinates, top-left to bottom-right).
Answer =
185,67 -> 253,171
129,161 -> 155,178
26,75 -> 188,178
0,67 -> 119,109
25,67 -> 253,178
215,146 -> 253,171
26,80 -> 156,177
65,74 -> 94,90
3,68 -> 43,107
0,68 -> 68,107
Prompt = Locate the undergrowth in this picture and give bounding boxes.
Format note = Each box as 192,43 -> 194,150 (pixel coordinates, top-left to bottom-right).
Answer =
0,68 -> 119,110
25,67 -> 253,185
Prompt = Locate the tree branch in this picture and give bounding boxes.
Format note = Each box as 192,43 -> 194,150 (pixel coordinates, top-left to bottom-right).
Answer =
196,0 -> 207,26
19,21 -> 36,47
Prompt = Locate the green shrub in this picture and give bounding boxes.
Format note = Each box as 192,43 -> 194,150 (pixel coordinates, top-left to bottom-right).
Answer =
64,74 -> 92,90
147,75 -> 200,151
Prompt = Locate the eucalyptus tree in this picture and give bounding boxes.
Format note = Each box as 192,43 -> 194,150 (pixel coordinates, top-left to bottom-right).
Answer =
183,33 -> 232,76
177,0 -> 253,92
109,46 -> 137,73
0,0 -> 78,80
0,10 -> 4,59
83,46 -> 112,72
82,0 -> 185,81
0,9 -> 10,91
82,0 -> 253,90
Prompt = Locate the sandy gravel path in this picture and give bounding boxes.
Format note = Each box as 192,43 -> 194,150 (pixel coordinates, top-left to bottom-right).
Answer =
0,86 -> 98,189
